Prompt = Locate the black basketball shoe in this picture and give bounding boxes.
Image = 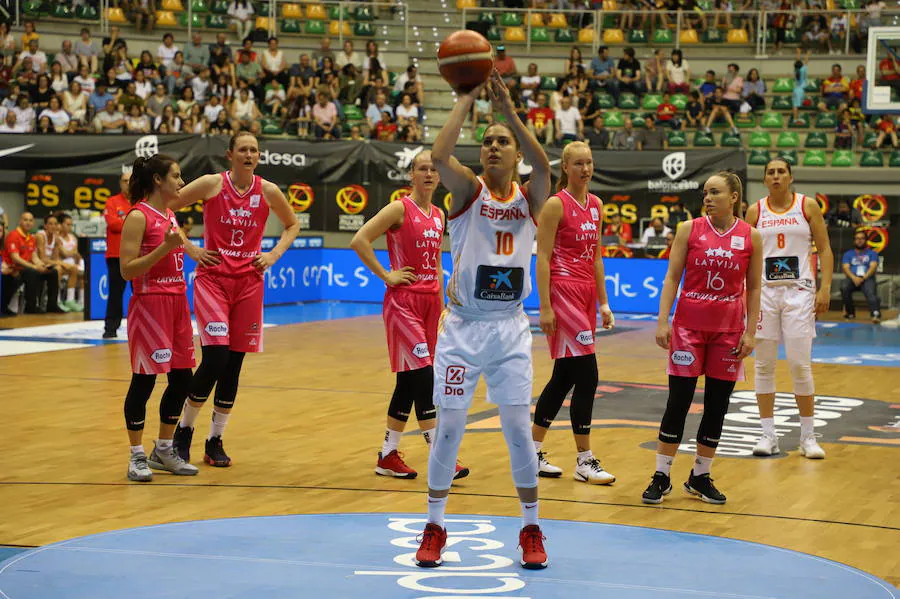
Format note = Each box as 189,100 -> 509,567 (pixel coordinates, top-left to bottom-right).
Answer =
684,471 -> 726,504
173,426 -> 194,462
641,471 -> 673,504
204,436 -> 232,467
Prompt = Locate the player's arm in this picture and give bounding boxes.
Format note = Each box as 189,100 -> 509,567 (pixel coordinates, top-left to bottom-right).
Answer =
437,210 -> 446,309
431,83 -> 482,215
169,173 -> 221,212
594,202 -> 614,330
655,220 -> 692,349
737,228 -> 763,359
806,196 -> 833,313
536,195 -> 562,337
119,211 -> 181,280
349,200 -> 415,286
744,199 -> 759,224
254,181 -> 300,272
180,230 -> 221,268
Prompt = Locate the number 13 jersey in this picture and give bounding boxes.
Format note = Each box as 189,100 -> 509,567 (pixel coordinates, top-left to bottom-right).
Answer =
200,171 -> 269,278
674,216 -> 753,332
445,177 -> 537,315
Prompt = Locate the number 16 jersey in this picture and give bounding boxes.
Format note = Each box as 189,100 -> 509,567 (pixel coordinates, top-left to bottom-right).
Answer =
200,171 -> 269,278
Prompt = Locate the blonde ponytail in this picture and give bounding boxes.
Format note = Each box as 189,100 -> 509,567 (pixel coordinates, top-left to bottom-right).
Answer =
714,170 -> 744,218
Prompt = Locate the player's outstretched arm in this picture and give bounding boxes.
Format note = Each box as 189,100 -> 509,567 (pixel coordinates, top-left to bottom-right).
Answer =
169,174 -> 222,212
431,83 -> 483,216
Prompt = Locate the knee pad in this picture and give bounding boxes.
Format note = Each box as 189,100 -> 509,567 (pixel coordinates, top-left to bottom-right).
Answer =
658,375 -> 698,445
569,355 -> 598,436
387,371 -> 416,423
533,358 -> 576,428
160,368 -> 192,425
189,345 -> 230,401
754,339 -> 779,395
124,374 -> 157,431
411,366 -> 436,422
696,377 -> 736,448
427,407 -> 468,491
499,404 -> 538,489
784,337 -> 814,396
213,351 -> 245,409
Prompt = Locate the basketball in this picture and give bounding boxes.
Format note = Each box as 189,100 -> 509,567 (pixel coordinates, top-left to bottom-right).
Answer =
437,30 -> 493,93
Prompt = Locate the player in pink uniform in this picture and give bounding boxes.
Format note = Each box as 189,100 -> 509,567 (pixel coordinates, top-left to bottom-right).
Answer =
531,142 -> 616,485
169,132 -> 300,467
642,172 -> 762,505
119,154 -> 198,482
351,151 -> 468,481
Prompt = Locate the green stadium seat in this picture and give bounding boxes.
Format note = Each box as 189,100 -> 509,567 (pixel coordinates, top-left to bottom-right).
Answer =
668,131 -> 687,147
890,151 -> 900,167
353,5 -> 374,20
831,149 -> 854,166
601,14 -> 617,28
764,28 -> 776,43
735,113 -> 755,128
343,105 -> 363,120
692,77 -> 704,88
555,28 -> 575,43
328,5 -> 348,18
693,131 -> 715,147
652,29 -> 673,44
749,149 -> 771,165
702,29 -> 724,43
595,93 -> 615,109
772,78 -> 793,93
23,0 -> 41,15
721,131 -> 742,147
783,29 -> 799,44
761,112 -> 784,129
500,12 -> 522,26
801,96 -> 819,111
863,131 -> 878,148
190,0 -> 208,12
207,14 -> 227,27
474,124 -> 487,143
210,0 -> 228,13
618,93 -> 639,109
354,22 -> 375,35
777,150 -> 798,165
630,113 -> 647,128
804,78 -> 820,93
478,12 -> 496,23
540,76 -> 558,90
749,131 -> 772,147
486,26 -> 502,41
771,96 -> 792,110
789,113 -> 810,128
815,113 -> 837,129
52,4 -> 73,17
76,4 -> 99,18
628,29 -> 647,44
671,94 -> 688,110
860,151 -> 884,167
305,20 -> 326,34
604,111 -> 624,127
642,94 -> 663,110
804,132 -> 828,148
803,150 -> 827,166
178,11 -> 204,27
254,1 -> 273,16
262,122 -> 283,135
840,0 -> 860,9
530,27 -> 550,42
777,131 -> 800,148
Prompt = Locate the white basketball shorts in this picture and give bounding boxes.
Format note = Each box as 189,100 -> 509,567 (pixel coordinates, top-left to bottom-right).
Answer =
756,282 -> 817,341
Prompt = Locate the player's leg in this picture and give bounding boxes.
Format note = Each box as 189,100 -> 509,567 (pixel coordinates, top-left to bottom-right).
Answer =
684,375 -> 736,504
124,373 -> 157,482
376,368 -> 420,478
783,287 -> 823,459
203,350 -> 245,466
532,358 -> 574,478
569,354 -> 615,485
753,286 -> 784,455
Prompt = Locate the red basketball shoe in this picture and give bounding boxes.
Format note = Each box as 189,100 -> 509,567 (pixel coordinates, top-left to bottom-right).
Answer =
518,524 -> 548,569
453,460 -> 470,480
375,450 -> 417,479
415,523 -> 447,567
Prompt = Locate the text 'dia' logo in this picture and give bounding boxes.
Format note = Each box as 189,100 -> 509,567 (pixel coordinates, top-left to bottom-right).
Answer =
336,184 -> 369,215
151,348 -> 172,364
288,183 -> 314,213
390,187 -> 412,203
135,135 -> 159,159
444,365 -> 466,395
204,321 -> 229,337
576,330 -> 594,345
412,342 -> 430,358
662,152 -> 686,181
671,350 -> 695,366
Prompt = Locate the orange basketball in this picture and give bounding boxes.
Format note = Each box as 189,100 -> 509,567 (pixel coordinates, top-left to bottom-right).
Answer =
437,30 -> 493,93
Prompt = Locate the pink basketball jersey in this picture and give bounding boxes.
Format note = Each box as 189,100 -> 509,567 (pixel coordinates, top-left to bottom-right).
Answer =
674,216 -> 753,332
385,196 -> 444,294
201,171 -> 269,277
130,201 -> 186,295
550,190 -> 602,283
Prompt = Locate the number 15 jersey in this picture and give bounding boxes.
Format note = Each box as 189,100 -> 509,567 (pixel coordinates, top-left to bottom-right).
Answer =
200,171 -> 269,278
445,177 -> 537,315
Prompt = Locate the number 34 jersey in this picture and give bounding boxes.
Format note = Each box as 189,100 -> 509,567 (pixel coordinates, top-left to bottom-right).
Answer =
200,171 -> 269,278
446,177 -> 537,315
674,216 -> 754,333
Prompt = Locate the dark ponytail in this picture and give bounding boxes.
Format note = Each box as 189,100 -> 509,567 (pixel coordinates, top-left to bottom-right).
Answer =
129,154 -> 177,204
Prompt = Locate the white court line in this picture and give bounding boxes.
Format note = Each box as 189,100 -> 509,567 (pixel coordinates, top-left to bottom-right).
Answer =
0,341 -> 88,357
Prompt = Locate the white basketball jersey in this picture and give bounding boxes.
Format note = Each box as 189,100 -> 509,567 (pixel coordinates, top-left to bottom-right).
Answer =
755,192 -> 813,285
446,177 -> 537,315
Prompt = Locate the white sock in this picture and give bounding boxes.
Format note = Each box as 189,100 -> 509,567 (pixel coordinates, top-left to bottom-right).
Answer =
156,439 -> 173,450
693,455 -> 713,476
381,429 -> 402,456
180,399 -> 203,429
130,445 -> 144,455
577,449 -> 593,464
533,441 -> 543,452
422,428 -> 435,449
760,417 -> 775,437
800,416 -> 814,439
655,453 -> 673,475
427,495 -> 447,527
521,501 -> 539,526
66,287 -> 75,302
209,410 -> 230,439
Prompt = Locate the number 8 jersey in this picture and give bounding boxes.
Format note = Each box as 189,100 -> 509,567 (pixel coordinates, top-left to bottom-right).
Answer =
200,171 -> 269,278
752,192 -> 813,287
445,177 -> 537,315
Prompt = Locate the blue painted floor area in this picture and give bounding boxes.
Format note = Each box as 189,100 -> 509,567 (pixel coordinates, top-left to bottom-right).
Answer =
0,514 -> 895,599
0,548 -> 24,563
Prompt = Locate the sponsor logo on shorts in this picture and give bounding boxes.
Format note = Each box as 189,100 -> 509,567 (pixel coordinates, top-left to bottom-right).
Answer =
205,321 -> 229,337
151,349 -> 172,364
576,330 -> 594,345
412,343 -> 430,358
671,350 -> 696,366
444,365 -> 466,396
249,339 -> 257,346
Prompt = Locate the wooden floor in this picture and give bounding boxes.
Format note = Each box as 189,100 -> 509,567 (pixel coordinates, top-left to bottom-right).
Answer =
0,310 -> 897,588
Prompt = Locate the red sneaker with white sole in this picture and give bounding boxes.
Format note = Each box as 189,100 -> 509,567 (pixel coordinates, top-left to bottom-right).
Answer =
453,460 -> 470,480
375,450 -> 417,479
518,524 -> 548,569
415,523 -> 447,567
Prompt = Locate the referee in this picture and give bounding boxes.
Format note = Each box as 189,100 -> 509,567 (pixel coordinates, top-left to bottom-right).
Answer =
103,171 -> 131,338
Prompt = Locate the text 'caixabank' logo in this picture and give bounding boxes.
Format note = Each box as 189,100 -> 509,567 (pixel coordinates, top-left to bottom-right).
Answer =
336,184 -> 369,215
288,183 -> 314,213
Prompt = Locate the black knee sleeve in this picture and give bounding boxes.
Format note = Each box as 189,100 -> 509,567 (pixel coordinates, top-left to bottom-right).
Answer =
213,351 -> 246,409
160,368 -> 192,425
411,366 -> 436,422
189,345 -> 230,402
569,355 -> 598,435
533,358 -> 576,428
124,373 -> 157,431
696,377 -> 736,449
658,375 -> 699,444
387,370 -> 416,423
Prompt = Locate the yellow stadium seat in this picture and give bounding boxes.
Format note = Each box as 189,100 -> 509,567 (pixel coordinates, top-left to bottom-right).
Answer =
456,0 -> 476,8
602,0 -> 617,9
577,27 -> 594,43
726,28 -> 749,43
549,13 -> 568,28
305,3 -> 326,19
529,12 -> 543,27
160,0 -> 184,11
155,10 -> 177,25
106,7 -> 127,22
255,16 -> 270,29
281,3 -> 301,17
329,20 -> 351,35
602,29 -> 624,43
825,0 -> 836,9
679,29 -> 699,43
503,26 -> 526,41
